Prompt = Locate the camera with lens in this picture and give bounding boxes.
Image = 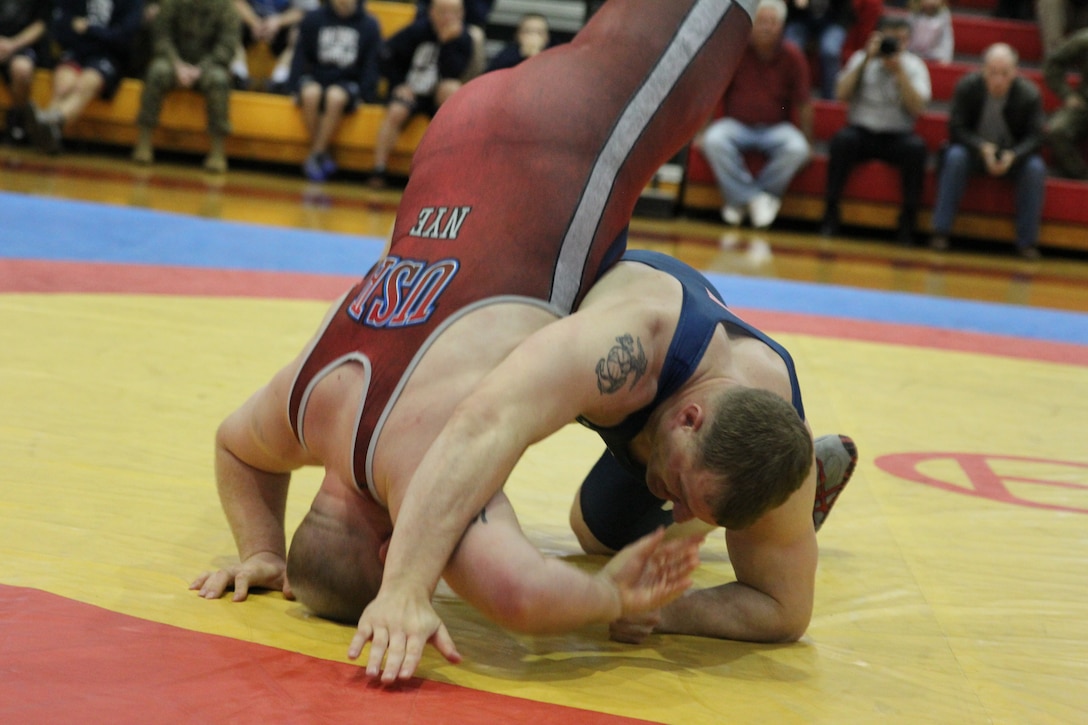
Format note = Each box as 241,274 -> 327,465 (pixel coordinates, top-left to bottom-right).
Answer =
879,36 -> 899,56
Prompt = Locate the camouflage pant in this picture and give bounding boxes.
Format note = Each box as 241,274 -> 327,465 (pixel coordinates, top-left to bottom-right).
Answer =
137,57 -> 232,137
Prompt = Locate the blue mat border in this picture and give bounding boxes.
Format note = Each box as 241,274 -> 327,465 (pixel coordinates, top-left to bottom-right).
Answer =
3,192 -> 1086,346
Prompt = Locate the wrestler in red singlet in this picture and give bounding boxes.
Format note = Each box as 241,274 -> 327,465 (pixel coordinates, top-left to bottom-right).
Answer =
288,0 -> 757,500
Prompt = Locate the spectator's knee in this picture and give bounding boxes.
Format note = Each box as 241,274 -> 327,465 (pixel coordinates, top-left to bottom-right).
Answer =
203,66 -> 230,91
943,143 -> 970,169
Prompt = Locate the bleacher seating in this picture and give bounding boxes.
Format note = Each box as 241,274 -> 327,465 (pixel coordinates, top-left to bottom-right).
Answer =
681,2 -> 1088,253
0,1 -> 426,176
2,0 -> 1087,253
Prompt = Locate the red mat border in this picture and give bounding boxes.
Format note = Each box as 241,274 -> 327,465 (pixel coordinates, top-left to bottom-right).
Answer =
0,584 -> 654,724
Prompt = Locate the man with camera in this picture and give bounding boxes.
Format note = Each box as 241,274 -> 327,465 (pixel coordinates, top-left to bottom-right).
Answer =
820,15 -> 931,246
929,43 -> 1046,259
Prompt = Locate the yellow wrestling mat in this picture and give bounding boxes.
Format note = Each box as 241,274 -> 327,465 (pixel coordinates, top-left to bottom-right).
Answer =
2,290 -> 1086,724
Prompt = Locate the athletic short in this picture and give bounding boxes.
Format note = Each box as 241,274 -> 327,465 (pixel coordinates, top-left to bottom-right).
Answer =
390,90 -> 439,118
577,451 -> 674,552
295,78 -> 362,113
57,51 -> 124,99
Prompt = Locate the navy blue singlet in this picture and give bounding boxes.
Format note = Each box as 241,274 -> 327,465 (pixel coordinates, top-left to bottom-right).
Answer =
578,250 -> 805,478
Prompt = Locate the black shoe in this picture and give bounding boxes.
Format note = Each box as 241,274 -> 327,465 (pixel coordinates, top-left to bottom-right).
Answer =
896,225 -> 916,247
819,216 -> 840,237
4,107 -> 29,145
367,169 -> 388,189
928,234 -> 949,251
31,108 -> 63,155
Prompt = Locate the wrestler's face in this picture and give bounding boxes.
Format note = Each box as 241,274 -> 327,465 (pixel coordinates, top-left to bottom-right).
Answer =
645,436 -> 719,526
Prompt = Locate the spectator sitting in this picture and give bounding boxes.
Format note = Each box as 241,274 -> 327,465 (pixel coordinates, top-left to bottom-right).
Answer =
1043,27 -> 1088,180
367,0 -> 472,188
0,0 -> 49,145
289,0 -> 381,181
907,0 -> 953,64
131,0 -> 238,173
415,0 -> 493,80
485,12 -> 549,73
821,15 -> 931,245
784,0 -> 854,99
695,0 -> 812,229
31,0 -> 144,154
230,0 -> 318,91
928,43 -> 1046,260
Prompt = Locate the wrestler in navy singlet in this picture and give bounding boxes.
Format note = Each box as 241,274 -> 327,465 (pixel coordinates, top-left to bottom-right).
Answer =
576,250 -> 806,550
287,0 -> 758,502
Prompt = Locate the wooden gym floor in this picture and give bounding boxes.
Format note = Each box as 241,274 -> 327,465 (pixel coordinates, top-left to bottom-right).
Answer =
2,146 -> 1086,724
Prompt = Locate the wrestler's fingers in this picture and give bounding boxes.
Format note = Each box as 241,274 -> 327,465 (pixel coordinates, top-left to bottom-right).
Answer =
189,572 -> 211,591
379,632 -> 408,684
231,573 -> 251,602
431,623 -> 462,665
348,622 -> 373,661
196,570 -> 231,599
391,635 -> 425,682
365,629 -> 390,678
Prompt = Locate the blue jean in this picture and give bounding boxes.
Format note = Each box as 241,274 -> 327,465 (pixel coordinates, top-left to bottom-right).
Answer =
702,118 -> 811,207
931,143 -> 1047,249
784,20 -> 847,99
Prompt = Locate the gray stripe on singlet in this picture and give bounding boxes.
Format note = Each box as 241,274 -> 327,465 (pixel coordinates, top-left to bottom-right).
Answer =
550,0 -> 740,313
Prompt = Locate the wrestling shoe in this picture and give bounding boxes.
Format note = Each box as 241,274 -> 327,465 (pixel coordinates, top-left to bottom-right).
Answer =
812,434 -> 857,532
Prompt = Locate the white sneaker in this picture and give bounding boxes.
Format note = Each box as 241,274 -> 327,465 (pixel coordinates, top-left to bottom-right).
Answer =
720,204 -> 745,226
749,192 -> 782,229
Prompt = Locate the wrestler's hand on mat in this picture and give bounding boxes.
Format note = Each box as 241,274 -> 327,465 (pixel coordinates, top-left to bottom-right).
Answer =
348,586 -> 462,683
189,551 -> 291,602
609,609 -> 662,644
600,527 -> 702,619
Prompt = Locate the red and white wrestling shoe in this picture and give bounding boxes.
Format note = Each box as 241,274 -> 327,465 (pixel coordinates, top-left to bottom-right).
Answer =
813,434 -> 858,532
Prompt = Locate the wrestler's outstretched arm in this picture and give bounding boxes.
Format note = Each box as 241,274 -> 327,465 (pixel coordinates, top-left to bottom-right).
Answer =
190,357 -> 316,601
441,491 -> 701,636
350,274 -> 664,682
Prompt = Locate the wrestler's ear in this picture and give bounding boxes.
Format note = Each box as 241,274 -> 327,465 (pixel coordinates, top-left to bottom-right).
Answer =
676,402 -> 706,432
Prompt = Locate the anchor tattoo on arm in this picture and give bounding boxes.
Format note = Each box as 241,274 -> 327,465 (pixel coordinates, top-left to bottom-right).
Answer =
595,334 -> 647,394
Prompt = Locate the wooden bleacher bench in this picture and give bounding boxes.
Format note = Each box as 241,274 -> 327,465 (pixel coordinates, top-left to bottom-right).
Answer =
0,1 -> 426,175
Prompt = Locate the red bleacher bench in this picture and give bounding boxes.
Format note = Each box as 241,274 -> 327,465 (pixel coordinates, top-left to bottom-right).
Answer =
682,99 -> 1088,252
